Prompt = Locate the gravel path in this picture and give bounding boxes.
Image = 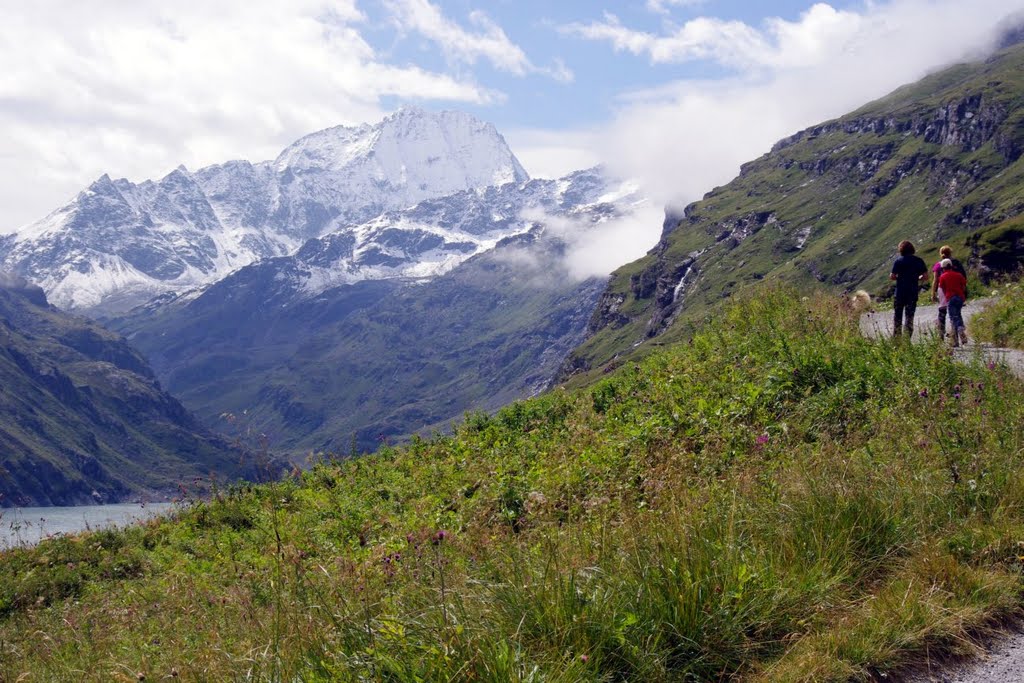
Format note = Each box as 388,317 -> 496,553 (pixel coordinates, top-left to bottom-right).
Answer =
905,628 -> 1024,682
859,298 -> 1024,379
861,298 -> 1024,682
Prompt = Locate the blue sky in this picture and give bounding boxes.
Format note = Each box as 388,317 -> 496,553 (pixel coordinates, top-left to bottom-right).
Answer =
372,0 -> 864,128
0,0 -> 1020,231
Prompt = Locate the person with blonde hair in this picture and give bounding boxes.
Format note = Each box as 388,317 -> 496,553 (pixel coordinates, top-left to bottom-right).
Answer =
889,240 -> 928,338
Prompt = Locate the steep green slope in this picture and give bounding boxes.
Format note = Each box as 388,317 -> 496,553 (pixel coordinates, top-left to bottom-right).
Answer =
2,287 -> 1022,680
565,42 -> 1024,378
0,279 -> 271,506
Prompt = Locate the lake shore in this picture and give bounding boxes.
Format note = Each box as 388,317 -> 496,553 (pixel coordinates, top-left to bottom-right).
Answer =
0,503 -> 176,548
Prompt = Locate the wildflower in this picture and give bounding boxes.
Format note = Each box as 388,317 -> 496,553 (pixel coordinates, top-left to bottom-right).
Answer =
918,388 -> 928,398
432,530 -> 449,545
756,434 -> 770,446
580,654 -> 590,663
382,552 -> 402,577
968,479 -> 978,491
987,361 -> 997,371
954,392 -> 961,400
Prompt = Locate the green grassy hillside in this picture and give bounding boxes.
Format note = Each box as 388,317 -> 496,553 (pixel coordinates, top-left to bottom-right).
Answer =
2,286 -> 1022,681
564,42 -> 1024,381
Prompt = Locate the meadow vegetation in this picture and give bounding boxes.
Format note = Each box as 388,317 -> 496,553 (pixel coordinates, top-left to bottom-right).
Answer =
972,279 -> 1024,350
1,285 -> 1023,681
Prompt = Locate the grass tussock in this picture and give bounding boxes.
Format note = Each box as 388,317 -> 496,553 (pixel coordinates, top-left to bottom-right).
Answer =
972,279 -> 1024,350
1,285 -> 1024,681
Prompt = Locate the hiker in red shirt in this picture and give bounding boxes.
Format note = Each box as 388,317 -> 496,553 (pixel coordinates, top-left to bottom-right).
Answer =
937,258 -> 968,347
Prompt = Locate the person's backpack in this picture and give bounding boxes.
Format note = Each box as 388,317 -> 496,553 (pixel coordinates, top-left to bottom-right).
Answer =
951,259 -> 968,298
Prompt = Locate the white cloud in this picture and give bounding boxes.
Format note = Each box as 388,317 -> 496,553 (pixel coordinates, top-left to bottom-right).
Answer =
503,127 -> 603,179
646,0 -> 709,17
563,4 -> 862,70
382,0 -> 573,81
383,0 -> 531,74
520,202 -> 666,281
0,1 -> 497,230
583,0 -> 1022,211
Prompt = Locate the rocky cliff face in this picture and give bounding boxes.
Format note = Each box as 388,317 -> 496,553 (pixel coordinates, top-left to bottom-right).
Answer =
0,279 -> 272,506
564,41 -> 1024,379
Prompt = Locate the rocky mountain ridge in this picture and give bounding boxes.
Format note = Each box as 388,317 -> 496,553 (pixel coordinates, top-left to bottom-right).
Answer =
1,108 -> 529,314
111,167 -> 645,454
564,40 -> 1024,379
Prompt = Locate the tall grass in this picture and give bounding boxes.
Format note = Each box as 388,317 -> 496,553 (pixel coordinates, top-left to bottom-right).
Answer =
1,285 -> 1023,681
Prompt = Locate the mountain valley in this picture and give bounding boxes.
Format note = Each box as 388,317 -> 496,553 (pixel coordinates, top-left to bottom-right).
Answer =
110,168 -> 642,453
0,275 -> 269,506
3,40 -> 1024,488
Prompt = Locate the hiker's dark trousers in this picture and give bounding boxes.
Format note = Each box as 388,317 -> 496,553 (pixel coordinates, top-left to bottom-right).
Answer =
893,298 -> 918,337
948,296 -> 965,333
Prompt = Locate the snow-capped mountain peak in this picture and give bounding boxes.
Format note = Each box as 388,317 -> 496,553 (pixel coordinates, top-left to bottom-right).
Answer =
1,109 -> 536,314
273,107 -> 528,198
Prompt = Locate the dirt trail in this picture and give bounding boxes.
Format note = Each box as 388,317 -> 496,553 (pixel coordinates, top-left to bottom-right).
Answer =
861,299 -> 1024,681
905,629 -> 1024,682
859,298 -> 1024,379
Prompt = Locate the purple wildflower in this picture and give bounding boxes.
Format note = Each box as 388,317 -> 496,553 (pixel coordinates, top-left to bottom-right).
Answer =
919,388 -> 928,398
432,530 -> 450,546
756,434 -> 770,445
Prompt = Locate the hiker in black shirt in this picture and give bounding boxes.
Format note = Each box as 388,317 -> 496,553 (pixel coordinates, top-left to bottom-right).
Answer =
889,240 -> 928,338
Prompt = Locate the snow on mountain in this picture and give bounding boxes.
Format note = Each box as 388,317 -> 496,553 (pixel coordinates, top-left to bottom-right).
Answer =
267,107 -> 529,238
0,107 -> 531,314
235,167 -> 645,304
